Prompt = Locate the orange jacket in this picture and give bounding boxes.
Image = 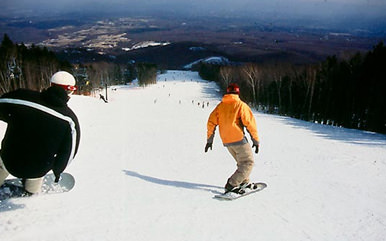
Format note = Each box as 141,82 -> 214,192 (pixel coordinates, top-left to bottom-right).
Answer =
207,94 -> 259,146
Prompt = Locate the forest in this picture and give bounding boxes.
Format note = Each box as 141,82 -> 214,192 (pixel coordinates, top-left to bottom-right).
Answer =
196,42 -> 386,134
0,34 -> 72,93
0,34 -> 156,96
0,33 -> 385,134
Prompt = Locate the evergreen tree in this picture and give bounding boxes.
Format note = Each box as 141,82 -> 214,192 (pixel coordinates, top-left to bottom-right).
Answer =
136,63 -> 157,87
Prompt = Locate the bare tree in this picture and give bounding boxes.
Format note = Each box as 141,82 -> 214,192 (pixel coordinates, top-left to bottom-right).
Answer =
0,57 -> 23,94
219,66 -> 233,88
241,63 -> 261,105
303,65 -> 318,120
0,69 -> 12,94
270,63 -> 292,113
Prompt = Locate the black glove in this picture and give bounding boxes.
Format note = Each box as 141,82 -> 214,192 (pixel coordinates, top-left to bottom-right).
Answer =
54,173 -> 61,183
252,143 -> 259,154
205,142 -> 213,152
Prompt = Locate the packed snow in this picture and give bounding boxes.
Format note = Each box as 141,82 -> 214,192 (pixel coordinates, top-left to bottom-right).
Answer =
1,70 -> 386,241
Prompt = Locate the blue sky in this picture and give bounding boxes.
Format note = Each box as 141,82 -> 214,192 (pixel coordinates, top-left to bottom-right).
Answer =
3,0 -> 386,14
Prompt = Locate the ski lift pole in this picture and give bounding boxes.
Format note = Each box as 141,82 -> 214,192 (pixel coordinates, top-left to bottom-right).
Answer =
105,83 -> 108,102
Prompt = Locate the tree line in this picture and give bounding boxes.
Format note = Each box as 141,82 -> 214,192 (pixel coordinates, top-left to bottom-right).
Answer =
0,34 -> 158,96
1,33 -> 385,133
196,42 -> 386,134
0,34 -> 72,93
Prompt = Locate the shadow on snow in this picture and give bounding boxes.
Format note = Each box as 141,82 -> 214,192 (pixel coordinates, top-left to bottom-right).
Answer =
273,115 -> 386,146
0,200 -> 25,212
123,170 -> 223,194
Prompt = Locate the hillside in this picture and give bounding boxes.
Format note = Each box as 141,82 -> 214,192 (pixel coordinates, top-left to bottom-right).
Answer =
1,70 -> 386,241
2,13 -> 382,69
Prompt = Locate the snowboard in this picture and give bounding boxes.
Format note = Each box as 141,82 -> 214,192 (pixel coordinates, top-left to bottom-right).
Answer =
0,172 -> 75,201
214,182 -> 267,200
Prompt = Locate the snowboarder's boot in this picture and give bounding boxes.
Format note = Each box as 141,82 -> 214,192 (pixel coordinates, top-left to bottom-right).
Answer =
224,181 -> 246,194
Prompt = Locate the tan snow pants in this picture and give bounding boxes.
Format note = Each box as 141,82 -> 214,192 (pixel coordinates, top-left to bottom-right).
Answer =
0,157 -> 8,186
226,142 -> 255,187
0,157 -> 44,194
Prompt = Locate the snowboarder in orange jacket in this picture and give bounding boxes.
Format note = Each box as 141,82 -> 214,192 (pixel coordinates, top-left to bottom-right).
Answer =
205,83 -> 259,193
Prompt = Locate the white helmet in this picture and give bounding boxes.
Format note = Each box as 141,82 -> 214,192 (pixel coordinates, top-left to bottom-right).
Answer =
50,71 -> 77,92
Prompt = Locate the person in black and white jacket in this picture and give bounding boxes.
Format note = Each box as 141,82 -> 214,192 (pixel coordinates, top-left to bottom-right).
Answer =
0,71 -> 81,195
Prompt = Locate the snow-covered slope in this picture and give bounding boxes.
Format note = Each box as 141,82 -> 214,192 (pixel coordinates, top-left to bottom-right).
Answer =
1,70 -> 386,241
183,56 -> 230,69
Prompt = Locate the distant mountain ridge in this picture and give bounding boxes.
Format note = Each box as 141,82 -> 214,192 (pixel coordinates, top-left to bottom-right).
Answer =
1,13 -> 382,68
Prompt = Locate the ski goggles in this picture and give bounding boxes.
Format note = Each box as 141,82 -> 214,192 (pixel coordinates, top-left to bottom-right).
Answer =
51,83 -> 77,92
